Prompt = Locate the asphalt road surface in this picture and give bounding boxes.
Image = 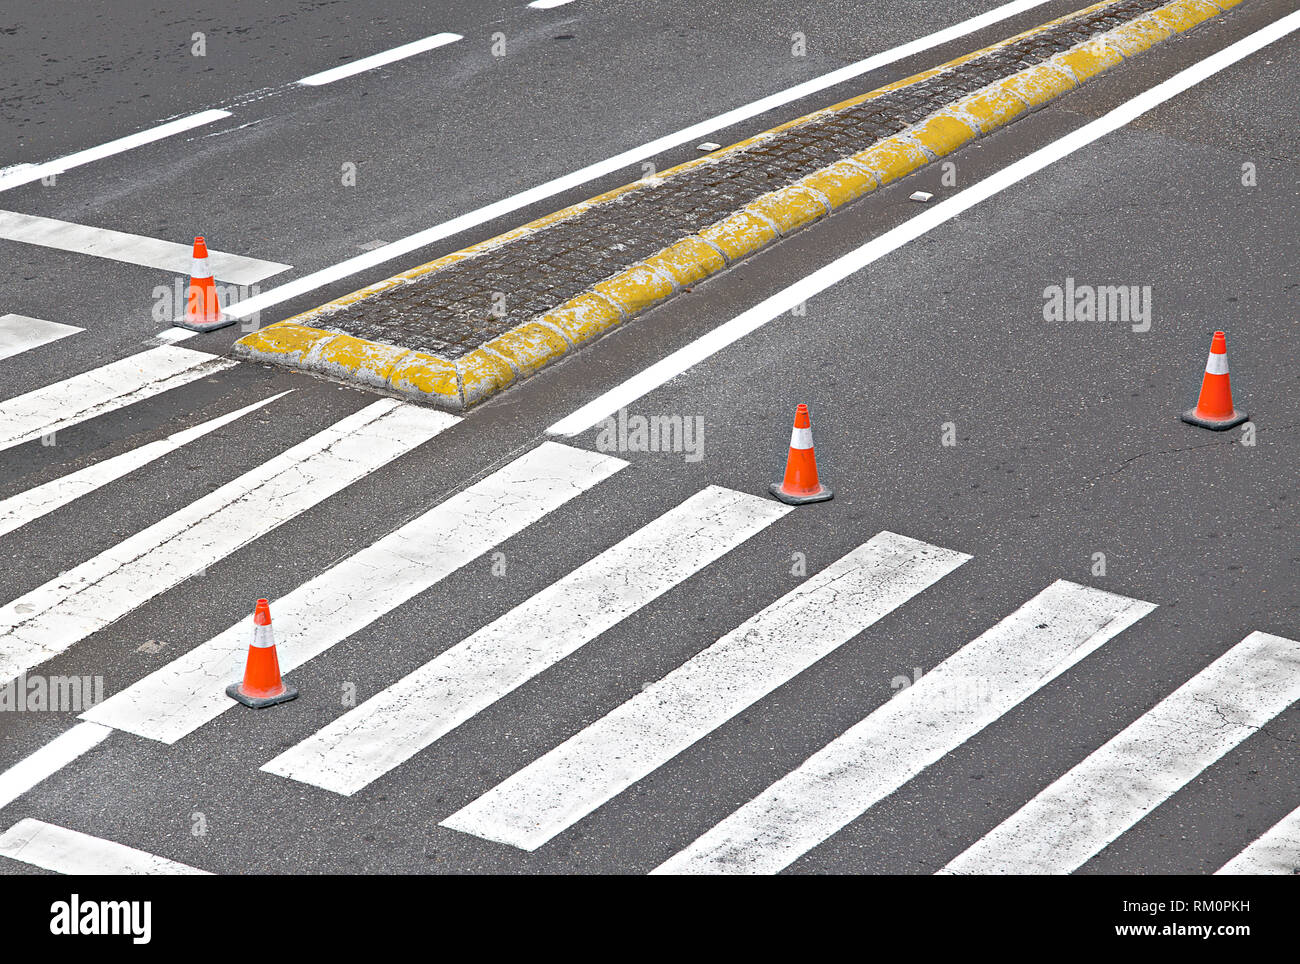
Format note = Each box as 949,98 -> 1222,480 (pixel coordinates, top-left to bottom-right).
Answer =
0,0 -> 1296,887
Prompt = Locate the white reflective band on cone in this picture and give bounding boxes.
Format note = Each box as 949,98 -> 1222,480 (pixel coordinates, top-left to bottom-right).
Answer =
251,624 -> 275,648
1205,351 -> 1229,375
790,426 -> 814,450
191,257 -> 210,279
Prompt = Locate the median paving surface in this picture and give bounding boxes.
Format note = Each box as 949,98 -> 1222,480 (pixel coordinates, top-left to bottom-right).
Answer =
236,0 -> 1241,410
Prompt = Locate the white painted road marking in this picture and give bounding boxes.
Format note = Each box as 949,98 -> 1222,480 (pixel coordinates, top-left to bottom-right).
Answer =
263,486 -> 790,795
442,531 -> 970,851
0,400 -> 457,685
0,344 -> 235,451
1216,803 -> 1300,875
82,442 -> 627,745
0,721 -> 111,810
940,631 -> 1300,875
528,0 -> 577,8
0,210 -> 290,285
221,0 -> 1058,324
0,109 -> 232,193
296,32 -> 462,85
0,819 -> 210,875
548,9 -> 1300,437
0,391 -> 292,539
654,581 -> 1155,874
152,327 -> 198,344
0,314 -> 82,361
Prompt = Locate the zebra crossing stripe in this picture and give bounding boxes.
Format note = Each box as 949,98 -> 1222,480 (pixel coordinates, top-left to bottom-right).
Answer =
939,631 -> 1300,875
0,344 -> 235,451
81,442 -> 627,744
1215,803 -> 1300,875
0,818 -> 210,875
0,399 -> 456,684
441,531 -> 970,851
653,580 -> 1155,874
262,485 -> 790,795
0,314 -> 82,362
0,391 -> 292,539
0,210 -> 289,284
0,721 -> 111,810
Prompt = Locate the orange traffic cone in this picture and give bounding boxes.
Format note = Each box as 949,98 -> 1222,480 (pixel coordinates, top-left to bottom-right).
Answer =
1181,331 -> 1248,430
770,403 -> 832,504
226,599 -> 298,708
177,236 -> 233,332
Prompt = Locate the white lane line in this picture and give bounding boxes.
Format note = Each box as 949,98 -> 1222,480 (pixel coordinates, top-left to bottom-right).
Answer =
296,32 -> 463,86
264,485 -> 790,796
152,327 -> 199,344
654,581 -> 1156,875
0,391 -> 292,540
0,314 -> 83,361
442,531 -> 970,851
528,0 -> 577,8
0,345 -> 235,452
222,0 -> 1056,323
82,442 -> 627,745
1216,804 -> 1300,875
0,210 -> 290,285
0,819 -> 210,875
0,722 -> 111,810
549,10 -> 1300,437
0,110 -> 232,194
940,631 -> 1300,875
0,400 -> 457,685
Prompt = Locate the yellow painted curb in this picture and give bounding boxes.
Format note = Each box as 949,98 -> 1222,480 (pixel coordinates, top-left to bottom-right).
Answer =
798,158 -> 881,210
484,321 -> 571,378
235,0 -> 1238,409
1108,17 -> 1175,54
955,84 -> 1031,134
592,263 -> 677,316
852,136 -> 931,186
306,333 -> 411,390
1151,0 -> 1222,31
234,323 -> 332,367
910,113 -> 981,158
387,351 -> 461,405
457,348 -> 516,408
997,63 -> 1079,110
699,210 -> 780,263
642,236 -> 728,286
539,292 -> 625,344
747,185 -> 831,235
1054,38 -> 1126,83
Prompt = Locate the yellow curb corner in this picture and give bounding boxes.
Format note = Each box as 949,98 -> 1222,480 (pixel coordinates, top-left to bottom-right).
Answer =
386,351 -> 462,406
456,348 -> 517,408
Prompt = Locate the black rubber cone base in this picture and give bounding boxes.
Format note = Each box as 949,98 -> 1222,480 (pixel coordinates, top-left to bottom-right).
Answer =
1181,407 -> 1248,431
226,682 -> 299,708
175,315 -> 236,333
770,482 -> 833,505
